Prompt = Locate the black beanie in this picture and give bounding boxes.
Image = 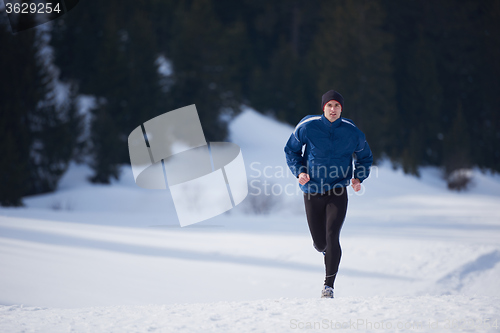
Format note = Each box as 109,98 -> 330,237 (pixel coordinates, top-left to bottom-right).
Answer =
321,90 -> 344,111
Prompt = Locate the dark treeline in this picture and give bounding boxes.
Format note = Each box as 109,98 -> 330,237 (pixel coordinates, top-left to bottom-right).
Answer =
1,0 -> 499,205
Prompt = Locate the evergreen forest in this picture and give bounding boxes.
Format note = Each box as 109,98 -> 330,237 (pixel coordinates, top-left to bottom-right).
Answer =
1,0 -> 499,205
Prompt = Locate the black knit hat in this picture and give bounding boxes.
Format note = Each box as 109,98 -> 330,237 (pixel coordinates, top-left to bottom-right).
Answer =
321,90 -> 344,111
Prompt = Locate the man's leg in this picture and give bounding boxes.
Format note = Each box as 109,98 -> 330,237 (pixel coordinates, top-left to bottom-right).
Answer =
324,187 -> 348,288
303,192 -> 327,253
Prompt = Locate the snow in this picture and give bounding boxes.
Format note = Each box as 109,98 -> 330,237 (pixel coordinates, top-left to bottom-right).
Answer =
1,297 -> 499,333
1,107 -> 499,332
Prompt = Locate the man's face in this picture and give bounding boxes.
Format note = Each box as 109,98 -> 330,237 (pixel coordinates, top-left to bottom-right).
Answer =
323,100 -> 342,122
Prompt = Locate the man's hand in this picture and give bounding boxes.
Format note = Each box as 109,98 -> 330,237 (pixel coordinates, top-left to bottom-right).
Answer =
298,173 -> 310,185
351,178 -> 361,192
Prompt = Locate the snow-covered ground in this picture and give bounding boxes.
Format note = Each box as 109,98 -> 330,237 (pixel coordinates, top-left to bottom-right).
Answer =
1,107 -> 499,332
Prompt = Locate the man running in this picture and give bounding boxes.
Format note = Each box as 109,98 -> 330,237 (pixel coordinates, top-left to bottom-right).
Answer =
284,90 -> 373,298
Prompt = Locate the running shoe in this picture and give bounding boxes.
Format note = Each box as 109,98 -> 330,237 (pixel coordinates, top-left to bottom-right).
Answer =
321,285 -> 334,298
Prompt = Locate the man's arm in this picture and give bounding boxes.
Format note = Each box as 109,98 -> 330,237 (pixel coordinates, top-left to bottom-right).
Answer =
284,127 -> 307,178
353,133 -> 373,183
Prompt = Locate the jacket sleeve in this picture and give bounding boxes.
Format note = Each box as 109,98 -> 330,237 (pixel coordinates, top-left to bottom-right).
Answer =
353,132 -> 373,182
284,126 -> 307,178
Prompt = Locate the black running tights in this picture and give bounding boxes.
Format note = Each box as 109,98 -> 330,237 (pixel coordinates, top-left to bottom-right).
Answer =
303,188 -> 348,288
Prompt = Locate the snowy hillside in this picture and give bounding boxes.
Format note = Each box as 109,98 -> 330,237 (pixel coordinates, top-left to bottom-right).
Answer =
1,107 -> 500,332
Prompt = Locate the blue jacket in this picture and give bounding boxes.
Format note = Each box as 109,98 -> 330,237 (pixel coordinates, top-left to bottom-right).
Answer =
284,115 -> 373,193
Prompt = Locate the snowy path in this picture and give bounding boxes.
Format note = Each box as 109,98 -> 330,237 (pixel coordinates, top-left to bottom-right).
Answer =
2,296 -> 499,333
1,108 -> 499,332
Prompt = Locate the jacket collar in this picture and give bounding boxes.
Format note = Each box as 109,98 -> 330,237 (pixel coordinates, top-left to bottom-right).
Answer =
321,114 -> 343,128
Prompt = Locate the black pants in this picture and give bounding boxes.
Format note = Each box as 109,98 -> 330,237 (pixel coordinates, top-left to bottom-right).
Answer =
303,187 -> 348,288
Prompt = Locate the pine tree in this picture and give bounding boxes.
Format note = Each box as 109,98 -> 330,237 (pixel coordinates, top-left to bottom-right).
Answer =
0,17 -> 82,205
243,0 -> 319,125
51,0 -> 165,183
166,0 -> 246,141
478,0 -> 500,172
310,0 -> 396,161
0,19 -> 35,206
443,103 -> 471,189
27,83 -> 82,194
394,26 -> 443,175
